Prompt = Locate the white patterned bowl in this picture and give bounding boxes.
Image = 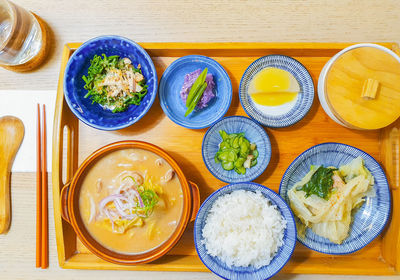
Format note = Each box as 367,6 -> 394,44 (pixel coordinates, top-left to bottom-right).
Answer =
239,55 -> 314,128
202,116 -> 271,183
279,142 -> 391,254
194,182 -> 297,280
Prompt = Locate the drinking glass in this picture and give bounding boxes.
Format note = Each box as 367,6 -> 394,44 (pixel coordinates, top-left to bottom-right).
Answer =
0,0 -> 44,68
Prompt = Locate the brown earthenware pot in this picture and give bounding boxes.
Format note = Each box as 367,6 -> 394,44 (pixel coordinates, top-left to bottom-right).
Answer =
60,140 -> 200,265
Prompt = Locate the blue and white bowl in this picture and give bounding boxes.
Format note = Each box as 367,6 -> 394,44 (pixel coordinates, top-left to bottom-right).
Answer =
64,35 -> 158,130
194,182 -> 297,280
279,142 -> 391,254
159,55 -> 232,129
239,55 -> 314,128
202,116 -> 271,183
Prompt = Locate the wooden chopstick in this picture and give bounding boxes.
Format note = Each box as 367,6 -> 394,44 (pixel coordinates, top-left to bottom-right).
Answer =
41,104 -> 48,269
36,104 -> 49,269
36,104 -> 42,268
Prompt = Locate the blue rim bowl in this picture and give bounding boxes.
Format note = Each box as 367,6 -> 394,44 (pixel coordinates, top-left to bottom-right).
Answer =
159,55 -> 232,129
239,55 -> 314,128
63,35 -> 158,131
194,182 -> 297,280
201,116 -> 271,183
202,116 -> 271,183
279,142 -> 391,254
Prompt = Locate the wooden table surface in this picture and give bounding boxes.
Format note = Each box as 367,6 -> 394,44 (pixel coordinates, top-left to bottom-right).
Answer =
1,0 -> 400,279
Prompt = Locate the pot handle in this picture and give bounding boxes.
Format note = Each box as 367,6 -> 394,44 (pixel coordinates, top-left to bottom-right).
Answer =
188,181 -> 200,222
60,182 -> 71,223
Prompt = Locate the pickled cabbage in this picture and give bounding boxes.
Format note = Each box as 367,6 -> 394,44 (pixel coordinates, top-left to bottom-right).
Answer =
288,157 -> 374,244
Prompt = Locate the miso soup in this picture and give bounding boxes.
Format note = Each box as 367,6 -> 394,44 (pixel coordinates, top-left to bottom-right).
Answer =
79,148 -> 184,254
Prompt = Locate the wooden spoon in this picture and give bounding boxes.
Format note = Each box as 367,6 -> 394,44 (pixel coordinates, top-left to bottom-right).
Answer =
0,116 -> 24,234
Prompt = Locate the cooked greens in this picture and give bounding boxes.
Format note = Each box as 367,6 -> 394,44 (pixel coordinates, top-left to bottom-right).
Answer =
214,130 -> 258,175
288,157 -> 375,244
296,166 -> 337,200
82,54 -> 148,113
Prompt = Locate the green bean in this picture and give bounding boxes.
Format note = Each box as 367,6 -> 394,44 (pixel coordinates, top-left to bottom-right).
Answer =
242,138 -> 250,148
185,82 -> 207,117
252,149 -> 259,159
214,130 -> 259,175
214,153 -> 221,163
222,161 -> 234,171
240,143 -> 249,157
218,151 -> 229,161
227,150 -> 237,162
219,130 -> 229,140
235,158 -> 246,168
232,137 -> 240,148
235,166 -> 246,174
186,68 -> 208,107
219,141 -> 230,150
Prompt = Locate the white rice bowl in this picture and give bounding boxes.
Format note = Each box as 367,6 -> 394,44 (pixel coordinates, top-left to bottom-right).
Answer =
201,190 -> 287,269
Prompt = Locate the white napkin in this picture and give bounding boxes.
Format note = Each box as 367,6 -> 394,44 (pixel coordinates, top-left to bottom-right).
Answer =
0,90 -> 56,172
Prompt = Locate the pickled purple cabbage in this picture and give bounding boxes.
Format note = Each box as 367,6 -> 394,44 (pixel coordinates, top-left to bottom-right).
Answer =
180,69 -> 215,109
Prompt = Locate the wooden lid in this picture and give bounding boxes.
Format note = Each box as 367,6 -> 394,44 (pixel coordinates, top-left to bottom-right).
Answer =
325,46 -> 400,130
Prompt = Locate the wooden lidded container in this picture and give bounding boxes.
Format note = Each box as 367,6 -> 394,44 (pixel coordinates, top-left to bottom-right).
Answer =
318,43 -> 400,130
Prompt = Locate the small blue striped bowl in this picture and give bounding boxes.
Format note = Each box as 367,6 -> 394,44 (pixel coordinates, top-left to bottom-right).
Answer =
202,116 -> 271,183
239,55 -> 314,128
279,142 -> 391,254
159,55 -> 232,129
194,182 -> 297,280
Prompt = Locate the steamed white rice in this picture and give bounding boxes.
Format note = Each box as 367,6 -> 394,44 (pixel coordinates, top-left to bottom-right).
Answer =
201,190 -> 286,268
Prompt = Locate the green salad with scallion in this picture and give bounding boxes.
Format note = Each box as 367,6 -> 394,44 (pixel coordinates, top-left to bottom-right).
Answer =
82,54 -> 148,113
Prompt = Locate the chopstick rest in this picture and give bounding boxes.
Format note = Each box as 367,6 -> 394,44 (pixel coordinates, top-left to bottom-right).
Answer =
0,116 -> 24,234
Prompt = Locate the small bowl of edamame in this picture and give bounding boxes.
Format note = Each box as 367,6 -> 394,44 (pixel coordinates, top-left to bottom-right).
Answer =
202,116 -> 271,183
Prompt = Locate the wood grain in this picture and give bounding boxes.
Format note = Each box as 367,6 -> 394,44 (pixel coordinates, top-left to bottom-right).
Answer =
41,104 -> 49,268
1,1 -> 400,279
36,104 -> 42,267
326,46 -> 400,129
52,42 -> 399,275
0,0 -> 400,90
0,116 -> 24,233
381,46 -> 400,272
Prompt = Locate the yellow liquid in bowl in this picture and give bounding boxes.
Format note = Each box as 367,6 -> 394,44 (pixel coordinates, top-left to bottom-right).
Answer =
248,67 -> 300,106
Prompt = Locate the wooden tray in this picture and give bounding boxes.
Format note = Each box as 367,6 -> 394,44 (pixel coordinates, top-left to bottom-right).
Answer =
52,42 -> 400,274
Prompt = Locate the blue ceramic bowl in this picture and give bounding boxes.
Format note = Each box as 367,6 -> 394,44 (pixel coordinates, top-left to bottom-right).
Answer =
64,36 -> 158,130
194,182 -> 297,280
239,55 -> 314,128
159,55 -> 232,129
202,116 -> 271,183
279,142 -> 391,254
